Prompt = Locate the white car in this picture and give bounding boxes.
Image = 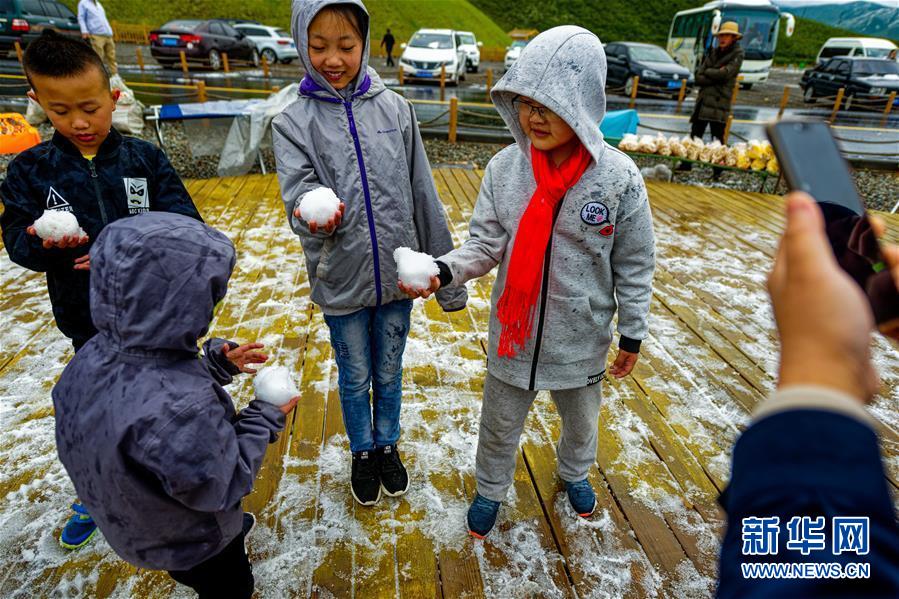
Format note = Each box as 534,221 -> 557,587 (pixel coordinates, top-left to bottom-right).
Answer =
457,31 -> 483,73
233,23 -> 298,65
399,29 -> 467,85
504,39 -> 528,71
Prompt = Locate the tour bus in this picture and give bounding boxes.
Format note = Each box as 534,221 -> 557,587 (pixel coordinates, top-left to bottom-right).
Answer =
667,0 -> 796,89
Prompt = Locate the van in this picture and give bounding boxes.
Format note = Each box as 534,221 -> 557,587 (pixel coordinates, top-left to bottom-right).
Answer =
456,31 -> 482,73
816,37 -> 897,63
0,0 -> 81,57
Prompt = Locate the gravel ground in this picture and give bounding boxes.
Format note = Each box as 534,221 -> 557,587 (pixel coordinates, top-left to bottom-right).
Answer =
2,121 -> 894,212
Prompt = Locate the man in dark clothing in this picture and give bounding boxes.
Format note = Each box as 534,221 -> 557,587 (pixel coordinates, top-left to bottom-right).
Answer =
680,21 -> 744,174
380,28 -> 395,67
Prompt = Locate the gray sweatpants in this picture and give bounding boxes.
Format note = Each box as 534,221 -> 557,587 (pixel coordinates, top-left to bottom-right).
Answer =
476,372 -> 603,502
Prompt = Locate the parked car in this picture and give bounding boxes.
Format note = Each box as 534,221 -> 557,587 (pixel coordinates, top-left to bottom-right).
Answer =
816,37 -> 898,64
605,42 -> 693,98
457,30 -> 482,73
504,39 -> 527,71
398,29 -> 467,85
233,23 -> 297,65
150,19 -> 258,71
800,57 -> 899,104
0,0 -> 80,57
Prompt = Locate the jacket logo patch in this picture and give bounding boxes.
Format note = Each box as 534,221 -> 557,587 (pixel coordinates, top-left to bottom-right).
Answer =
377,128 -> 398,134
124,178 -> 149,214
46,186 -> 72,212
581,201 -> 609,226
599,224 -> 615,237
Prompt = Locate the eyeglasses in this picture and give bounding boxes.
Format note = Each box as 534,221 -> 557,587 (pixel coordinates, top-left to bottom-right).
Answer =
512,97 -> 560,122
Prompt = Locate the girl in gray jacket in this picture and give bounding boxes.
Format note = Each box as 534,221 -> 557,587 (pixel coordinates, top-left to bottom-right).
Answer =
272,0 -> 466,507
407,26 -> 656,538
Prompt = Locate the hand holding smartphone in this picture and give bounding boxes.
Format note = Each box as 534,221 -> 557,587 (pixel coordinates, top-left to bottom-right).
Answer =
766,120 -> 899,337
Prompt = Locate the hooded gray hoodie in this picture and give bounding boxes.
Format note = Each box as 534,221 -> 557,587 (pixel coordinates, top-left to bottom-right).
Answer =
439,26 -> 656,391
53,212 -> 286,571
272,0 -> 466,315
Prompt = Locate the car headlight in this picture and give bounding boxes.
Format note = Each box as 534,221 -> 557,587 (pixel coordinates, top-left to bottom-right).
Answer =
641,69 -> 660,79
869,87 -> 887,95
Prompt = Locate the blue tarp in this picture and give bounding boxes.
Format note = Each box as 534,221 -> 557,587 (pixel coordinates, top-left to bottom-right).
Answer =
158,99 -> 263,121
600,109 -> 639,139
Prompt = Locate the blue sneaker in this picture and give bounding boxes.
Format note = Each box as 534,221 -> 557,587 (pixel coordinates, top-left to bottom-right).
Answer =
565,479 -> 596,518
467,493 -> 501,539
60,503 -> 98,550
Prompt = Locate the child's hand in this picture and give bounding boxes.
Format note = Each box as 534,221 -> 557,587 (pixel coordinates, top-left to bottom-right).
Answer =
223,342 -> 269,374
399,276 -> 441,299
280,396 -> 300,415
295,202 -> 345,234
73,254 -> 90,271
609,350 -> 639,378
27,225 -> 89,249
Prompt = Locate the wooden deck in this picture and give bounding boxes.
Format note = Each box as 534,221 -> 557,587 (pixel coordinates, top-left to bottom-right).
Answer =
1,171 -> 898,598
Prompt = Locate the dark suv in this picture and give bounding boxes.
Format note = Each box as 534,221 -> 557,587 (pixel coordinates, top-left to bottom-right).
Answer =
801,57 -> 899,104
0,0 -> 81,56
150,19 -> 258,71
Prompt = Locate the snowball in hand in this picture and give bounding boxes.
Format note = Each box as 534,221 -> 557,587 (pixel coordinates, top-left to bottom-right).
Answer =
298,187 -> 341,225
394,247 -> 439,290
33,210 -> 86,241
253,366 -> 299,407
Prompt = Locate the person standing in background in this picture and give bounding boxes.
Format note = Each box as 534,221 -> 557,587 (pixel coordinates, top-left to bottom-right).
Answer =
680,21 -> 743,175
77,0 -> 117,76
380,28 -> 395,67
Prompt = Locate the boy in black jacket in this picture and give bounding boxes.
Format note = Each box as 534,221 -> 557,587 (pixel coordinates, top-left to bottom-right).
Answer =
0,31 -> 202,550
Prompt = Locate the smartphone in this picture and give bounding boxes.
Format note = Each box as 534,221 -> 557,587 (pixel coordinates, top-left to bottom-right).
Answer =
767,119 -> 899,336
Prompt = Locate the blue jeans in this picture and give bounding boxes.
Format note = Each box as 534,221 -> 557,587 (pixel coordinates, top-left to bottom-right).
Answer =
324,299 -> 413,453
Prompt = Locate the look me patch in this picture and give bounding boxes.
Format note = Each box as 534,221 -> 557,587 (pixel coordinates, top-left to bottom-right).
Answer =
581,201 -> 615,237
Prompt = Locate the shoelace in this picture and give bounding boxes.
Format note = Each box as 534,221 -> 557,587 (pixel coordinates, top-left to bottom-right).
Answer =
381,448 -> 403,475
567,481 -> 593,503
356,454 -> 379,478
470,495 -> 499,516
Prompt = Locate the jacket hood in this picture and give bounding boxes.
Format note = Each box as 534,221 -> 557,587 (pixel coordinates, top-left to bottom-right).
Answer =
492,26 -> 607,164
89,212 -> 236,354
292,0 -> 378,100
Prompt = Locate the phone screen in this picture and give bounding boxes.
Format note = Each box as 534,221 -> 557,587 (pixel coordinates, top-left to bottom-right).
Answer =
767,120 -> 899,335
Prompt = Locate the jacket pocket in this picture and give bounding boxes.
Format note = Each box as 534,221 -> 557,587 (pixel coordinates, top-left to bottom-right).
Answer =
315,237 -> 335,282
539,294 -> 611,365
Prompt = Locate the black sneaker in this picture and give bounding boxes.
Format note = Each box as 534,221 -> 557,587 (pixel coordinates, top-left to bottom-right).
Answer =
378,444 -> 410,497
242,512 -> 256,552
351,450 -> 382,506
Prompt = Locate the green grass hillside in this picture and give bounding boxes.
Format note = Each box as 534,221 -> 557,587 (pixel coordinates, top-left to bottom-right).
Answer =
470,0 -> 890,65
58,0 -> 512,48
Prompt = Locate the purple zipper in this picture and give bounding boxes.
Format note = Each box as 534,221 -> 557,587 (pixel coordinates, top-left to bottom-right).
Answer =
344,99 -> 382,306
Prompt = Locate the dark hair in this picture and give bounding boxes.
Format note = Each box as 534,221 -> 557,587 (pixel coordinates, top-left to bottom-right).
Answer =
23,30 -> 109,90
316,4 -> 367,42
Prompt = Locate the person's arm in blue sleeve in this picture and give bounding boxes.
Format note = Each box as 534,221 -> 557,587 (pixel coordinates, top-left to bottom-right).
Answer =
151,147 -> 203,222
139,396 -> 286,513
201,338 -> 242,387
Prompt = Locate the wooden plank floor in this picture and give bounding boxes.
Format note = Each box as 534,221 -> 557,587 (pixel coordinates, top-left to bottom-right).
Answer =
1,171 -> 898,598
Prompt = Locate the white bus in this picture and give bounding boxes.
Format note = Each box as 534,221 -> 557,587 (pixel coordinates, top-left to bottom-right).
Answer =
667,0 -> 796,89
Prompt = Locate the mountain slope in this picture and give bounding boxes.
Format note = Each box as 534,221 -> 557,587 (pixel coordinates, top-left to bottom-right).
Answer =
471,0 -> 880,64
58,0 -> 512,48
774,1 -> 899,41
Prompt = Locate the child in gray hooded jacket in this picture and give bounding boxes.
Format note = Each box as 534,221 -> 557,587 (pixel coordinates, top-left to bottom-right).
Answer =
406,26 -> 655,538
272,0 -> 466,507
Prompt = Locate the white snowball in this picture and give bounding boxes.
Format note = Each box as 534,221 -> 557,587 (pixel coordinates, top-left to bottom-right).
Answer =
394,247 -> 439,290
32,210 -> 86,241
253,366 -> 299,407
298,187 -> 341,225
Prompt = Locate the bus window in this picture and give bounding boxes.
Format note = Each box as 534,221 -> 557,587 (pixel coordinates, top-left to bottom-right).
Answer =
672,15 -> 684,37
723,9 -> 779,59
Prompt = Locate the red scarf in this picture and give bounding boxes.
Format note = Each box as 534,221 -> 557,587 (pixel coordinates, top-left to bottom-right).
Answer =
496,142 -> 593,358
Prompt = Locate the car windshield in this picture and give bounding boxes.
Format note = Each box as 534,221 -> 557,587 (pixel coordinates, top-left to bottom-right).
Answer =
410,33 -> 453,49
460,34 -> 476,45
162,20 -> 201,32
511,40 -> 527,49
853,60 -> 899,76
630,46 -> 674,63
865,48 -> 893,59
723,9 -> 779,60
